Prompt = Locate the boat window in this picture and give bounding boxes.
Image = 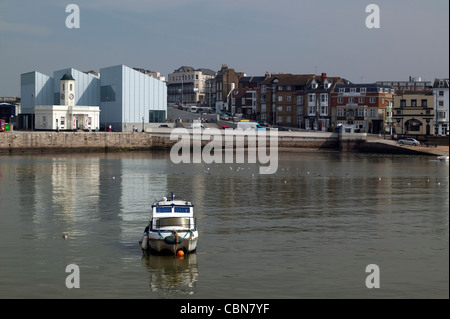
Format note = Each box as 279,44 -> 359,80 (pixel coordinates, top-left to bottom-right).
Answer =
156,207 -> 172,213
156,217 -> 190,228
174,207 -> 190,213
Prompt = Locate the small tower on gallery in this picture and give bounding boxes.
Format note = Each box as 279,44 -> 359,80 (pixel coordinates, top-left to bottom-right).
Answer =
60,72 -> 75,107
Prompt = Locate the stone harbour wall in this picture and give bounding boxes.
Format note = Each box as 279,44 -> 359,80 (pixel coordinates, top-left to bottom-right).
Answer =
0,131 -> 339,154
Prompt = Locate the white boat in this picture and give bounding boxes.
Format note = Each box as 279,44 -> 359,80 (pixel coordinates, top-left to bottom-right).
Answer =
140,193 -> 198,255
437,155 -> 449,161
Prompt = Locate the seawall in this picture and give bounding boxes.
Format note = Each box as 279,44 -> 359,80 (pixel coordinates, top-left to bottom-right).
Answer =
0,131 -> 338,154
1,130 -> 446,156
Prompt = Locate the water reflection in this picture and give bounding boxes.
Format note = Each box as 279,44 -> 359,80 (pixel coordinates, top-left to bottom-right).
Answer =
141,253 -> 199,296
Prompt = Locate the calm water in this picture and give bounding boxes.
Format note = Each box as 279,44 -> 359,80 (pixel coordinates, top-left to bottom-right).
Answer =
0,151 -> 448,299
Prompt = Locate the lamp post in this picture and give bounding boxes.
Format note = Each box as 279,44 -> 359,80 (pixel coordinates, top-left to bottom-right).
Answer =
142,116 -> 145,132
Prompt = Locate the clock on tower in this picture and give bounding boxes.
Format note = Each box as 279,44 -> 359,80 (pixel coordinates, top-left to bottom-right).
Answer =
60,72 -> 75,107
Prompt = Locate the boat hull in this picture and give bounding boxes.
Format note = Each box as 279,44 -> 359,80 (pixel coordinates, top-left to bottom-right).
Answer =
141,231 -> 198,255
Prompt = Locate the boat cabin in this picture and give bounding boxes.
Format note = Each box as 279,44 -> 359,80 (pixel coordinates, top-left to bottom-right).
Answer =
151,199 -> 196,232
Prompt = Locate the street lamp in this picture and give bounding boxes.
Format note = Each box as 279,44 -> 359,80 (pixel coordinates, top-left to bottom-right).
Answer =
142,116 -> 145,132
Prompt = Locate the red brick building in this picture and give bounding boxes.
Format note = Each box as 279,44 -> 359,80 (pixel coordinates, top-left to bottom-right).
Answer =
257,73 -> 346,130
330,83 -> 394,134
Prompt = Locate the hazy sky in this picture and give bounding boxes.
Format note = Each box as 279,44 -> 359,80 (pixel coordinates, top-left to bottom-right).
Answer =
0,0 -> 448,96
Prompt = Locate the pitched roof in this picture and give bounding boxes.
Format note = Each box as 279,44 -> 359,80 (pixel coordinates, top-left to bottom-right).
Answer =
259,74 -> 316,86
60,72 -> 75,81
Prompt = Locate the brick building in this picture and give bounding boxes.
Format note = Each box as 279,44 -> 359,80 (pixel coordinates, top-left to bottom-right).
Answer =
257,73 -> 345,130
331,83 -> 394,134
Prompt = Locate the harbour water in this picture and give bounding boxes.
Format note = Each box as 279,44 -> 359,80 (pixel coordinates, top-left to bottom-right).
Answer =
0,151 -> 448,298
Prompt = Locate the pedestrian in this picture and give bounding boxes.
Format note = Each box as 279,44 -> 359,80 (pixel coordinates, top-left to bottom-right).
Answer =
109,125 -> 112,132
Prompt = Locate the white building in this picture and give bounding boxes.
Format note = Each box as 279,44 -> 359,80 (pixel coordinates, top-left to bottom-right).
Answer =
167,66 -> 216,106
433,78 -> 449,136
34,72 -> 100,131
20,65 -> 167,132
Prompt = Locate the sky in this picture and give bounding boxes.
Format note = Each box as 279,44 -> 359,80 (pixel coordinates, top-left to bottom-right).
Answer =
0,0 -> 448,96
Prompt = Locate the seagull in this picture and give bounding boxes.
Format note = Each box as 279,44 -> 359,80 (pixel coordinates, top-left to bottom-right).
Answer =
62,234 -> 68,240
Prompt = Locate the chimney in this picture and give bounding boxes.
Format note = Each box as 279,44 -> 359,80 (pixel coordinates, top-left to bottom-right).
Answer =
321,73 -> 327,80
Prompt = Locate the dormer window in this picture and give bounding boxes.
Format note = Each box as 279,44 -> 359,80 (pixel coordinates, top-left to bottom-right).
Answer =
311,80 -> 318,89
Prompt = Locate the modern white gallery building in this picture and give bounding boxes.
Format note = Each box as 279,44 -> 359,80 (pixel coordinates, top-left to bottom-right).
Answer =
20,65 -> 167,131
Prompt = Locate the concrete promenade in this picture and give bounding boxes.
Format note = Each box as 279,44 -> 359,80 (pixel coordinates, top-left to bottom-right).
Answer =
0,130 -> 448,157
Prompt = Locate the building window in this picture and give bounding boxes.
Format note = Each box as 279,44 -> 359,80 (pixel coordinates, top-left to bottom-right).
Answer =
439,101 -> 444,107
320,94 -> 328,103
101,85 -> 116,102
286,106 -> 291,112
286,86 -> 291,91
370,97 -> 376,103
297,96 -> 303,105
287,96 -> 292,102
149,110 -> 166,123
278,96 -> 283,102
277,116 -> 282,123
358,97 -> 364,104
350,88 -> 356,93
400,99 -> 406,107
338,97 -> 343,104
339,88 -> 345,93
439,91 -> 444,96
286,116 -> 291,123
421,99 -> 428,107
360,88 -> 366,93
348,98 -> 354,104
411,99 -> 417,107
308,94 -> 315,103
70,84 -> 73,91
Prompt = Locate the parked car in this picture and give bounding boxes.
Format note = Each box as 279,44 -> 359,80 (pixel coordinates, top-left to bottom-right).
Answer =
398,138 -> 420,146
158,124 -> 169,128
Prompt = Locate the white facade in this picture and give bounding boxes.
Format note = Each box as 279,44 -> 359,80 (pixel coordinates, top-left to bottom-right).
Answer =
34,105 -> 100,131
99,65 -> 167,131
433,78 -> 449,136
34,73 -> 100,131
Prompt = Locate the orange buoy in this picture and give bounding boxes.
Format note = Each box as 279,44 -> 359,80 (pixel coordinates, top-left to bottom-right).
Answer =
176,250 -> 185,257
